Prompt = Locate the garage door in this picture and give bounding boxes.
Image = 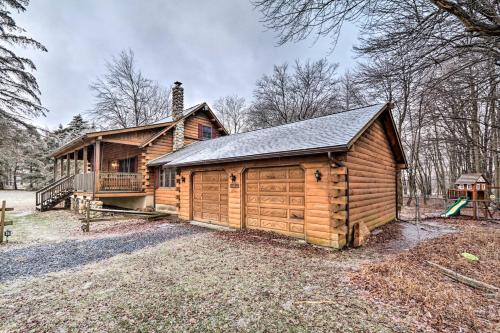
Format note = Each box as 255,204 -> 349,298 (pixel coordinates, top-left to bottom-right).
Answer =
245,166 -> 305,237
193,171 -> 228,225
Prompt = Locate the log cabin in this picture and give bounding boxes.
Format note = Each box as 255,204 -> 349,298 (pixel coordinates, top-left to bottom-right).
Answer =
41,81 -> 406,249
148,102 -> 407,249
38,82 -> 228,212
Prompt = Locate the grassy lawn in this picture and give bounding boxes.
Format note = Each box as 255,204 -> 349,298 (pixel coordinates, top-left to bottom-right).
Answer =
0,228 -> 416,332
0,193 -> 498,332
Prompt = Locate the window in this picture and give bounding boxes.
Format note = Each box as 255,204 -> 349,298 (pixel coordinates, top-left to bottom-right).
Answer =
476,184 -> 481,190
160,168 -> 176,187
201,125 -> 212,140
458,184 -> 464,190
467,184 -> 472,190
118,157 -> 137,173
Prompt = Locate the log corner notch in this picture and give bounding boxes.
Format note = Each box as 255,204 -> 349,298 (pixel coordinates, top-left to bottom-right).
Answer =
330,164 -> 349,248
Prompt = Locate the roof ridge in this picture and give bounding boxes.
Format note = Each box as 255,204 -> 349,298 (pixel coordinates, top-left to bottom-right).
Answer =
197,103 -> 386,142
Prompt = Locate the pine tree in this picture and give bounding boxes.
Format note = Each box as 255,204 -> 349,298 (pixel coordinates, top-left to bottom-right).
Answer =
0,0 -> 47,131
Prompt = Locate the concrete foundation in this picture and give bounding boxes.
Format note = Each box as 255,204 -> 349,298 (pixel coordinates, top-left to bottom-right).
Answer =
100,195 -> 153,210
155,203 -> 177,214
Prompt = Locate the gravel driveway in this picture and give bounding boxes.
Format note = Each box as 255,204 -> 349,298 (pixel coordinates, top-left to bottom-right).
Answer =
0,223 -> 204,282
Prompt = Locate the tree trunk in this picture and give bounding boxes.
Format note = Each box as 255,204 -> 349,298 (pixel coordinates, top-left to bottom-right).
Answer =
13,164 -> 18,190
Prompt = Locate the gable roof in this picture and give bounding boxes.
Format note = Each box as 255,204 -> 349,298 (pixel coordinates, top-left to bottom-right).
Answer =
148,103 -> 407,168
139,103 -> 226,148
455,173 -> 489,185
50,102 -> 227,157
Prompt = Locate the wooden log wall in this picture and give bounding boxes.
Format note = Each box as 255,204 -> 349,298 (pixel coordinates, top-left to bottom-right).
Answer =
142,132 -> 173,195
183,111 -> 215,143
156,187 -> 177,206
100,143 -> 141,172
302,160 -> 333,247
345,118 -> 397,231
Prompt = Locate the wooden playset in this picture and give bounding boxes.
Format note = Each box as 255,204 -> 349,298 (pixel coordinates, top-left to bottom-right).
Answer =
445,173 -> 495,219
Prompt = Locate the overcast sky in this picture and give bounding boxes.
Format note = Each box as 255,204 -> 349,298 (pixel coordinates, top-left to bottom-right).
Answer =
15,0 -> 359,129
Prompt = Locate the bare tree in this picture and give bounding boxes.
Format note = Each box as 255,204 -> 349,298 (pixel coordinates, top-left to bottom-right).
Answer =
249,59 -> 340,129
0,0 -> 47,131
254,0 -> 500,198
88,49 -> 171,129
213,95 -> 248,134
338,70 -> 368,110
254,1 -> 499,69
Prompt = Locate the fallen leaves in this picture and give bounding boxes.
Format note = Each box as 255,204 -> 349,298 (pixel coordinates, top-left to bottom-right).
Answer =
351,223 -> 500,332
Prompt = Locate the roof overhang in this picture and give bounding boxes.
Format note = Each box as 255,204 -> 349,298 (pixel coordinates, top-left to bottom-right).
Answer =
50,121 -> 175,158
149,145 -> 348,168
346,103 -> 407,168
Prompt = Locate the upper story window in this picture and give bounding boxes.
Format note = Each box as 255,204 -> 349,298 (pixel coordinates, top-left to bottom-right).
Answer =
201,125 -> 212,140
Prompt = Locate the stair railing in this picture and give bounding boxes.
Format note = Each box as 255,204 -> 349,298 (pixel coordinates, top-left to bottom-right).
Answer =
36,175 -> 76,207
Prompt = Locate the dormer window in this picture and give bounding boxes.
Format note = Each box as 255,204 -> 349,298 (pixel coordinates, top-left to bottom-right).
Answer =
200,125 -> 213,140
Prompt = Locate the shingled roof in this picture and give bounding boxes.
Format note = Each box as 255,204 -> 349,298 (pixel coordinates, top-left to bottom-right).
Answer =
148,103 -> 405,168
49,102 -> 223,158
454,173 -> 489,185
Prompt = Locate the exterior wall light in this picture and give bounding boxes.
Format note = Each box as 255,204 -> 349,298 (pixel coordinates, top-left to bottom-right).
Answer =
314,170 -> 322,182
181,176 -> 186,183
230,174 -> 237,183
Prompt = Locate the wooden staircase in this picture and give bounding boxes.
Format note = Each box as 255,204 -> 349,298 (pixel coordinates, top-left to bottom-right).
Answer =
36,175 -> 75,211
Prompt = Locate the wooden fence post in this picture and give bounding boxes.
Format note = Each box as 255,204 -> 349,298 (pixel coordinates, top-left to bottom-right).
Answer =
85,202 -> 90,232
0,200 -> 5,243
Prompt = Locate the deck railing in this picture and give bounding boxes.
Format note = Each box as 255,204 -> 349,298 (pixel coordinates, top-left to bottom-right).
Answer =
73,172 -> 142,193
98,172 -> 142,192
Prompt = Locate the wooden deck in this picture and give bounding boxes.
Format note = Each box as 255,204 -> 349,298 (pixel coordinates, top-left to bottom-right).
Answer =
75,191 -> 147,198
74,172 -> 142,193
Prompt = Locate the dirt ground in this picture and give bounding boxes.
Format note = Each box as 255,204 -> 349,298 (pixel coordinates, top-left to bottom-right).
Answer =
0,191 -> 498,332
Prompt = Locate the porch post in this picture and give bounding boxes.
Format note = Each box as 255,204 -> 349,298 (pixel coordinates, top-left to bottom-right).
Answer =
66,153 -> 70,176
53,158 -> 57,180
94,140 -> 101,192
83,146 -> 88,174
74,150 -> 78,175
60,157 -> 64,178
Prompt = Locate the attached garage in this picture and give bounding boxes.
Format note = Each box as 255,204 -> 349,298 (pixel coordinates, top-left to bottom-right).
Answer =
148,103 -> 407,249
192,170 -> 228,226
245,166 -> 305,238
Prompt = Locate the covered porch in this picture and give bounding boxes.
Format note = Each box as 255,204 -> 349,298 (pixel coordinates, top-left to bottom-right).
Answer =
53,139 -> 144,196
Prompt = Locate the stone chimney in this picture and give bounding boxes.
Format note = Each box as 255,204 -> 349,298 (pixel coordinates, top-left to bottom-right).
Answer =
172,81 -> 185,151
172,81 -> 184,120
